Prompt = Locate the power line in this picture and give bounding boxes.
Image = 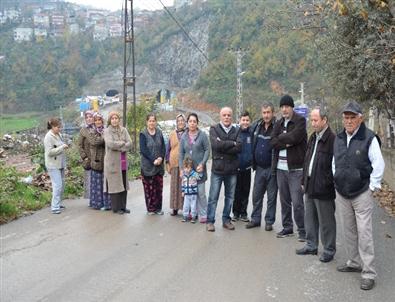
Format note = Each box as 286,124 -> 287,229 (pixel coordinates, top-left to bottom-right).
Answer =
156,0 -> 228,79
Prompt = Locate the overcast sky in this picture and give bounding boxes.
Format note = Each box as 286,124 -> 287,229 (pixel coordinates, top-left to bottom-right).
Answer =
70,0 -> 174,12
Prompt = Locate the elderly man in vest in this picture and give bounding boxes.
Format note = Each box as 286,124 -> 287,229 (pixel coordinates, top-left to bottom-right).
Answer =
333,101 -> 385,291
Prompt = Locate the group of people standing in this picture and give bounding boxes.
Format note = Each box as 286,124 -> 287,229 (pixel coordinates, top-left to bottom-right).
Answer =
44,94 -> 385,291
201,96 -> 384,291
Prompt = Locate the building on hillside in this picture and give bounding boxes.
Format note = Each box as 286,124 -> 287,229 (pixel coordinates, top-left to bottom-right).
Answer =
51,14 -> 65,27
69,23 -> 80,35
174,0 -> 191,8
14,27 -> 33,42
93,24 -> 108,41
109,23 -> 122,37
33,14 -> 50,28
34,28 -> 48,38
3,9 -> 20,20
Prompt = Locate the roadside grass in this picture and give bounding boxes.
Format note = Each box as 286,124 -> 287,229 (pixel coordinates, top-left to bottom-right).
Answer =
0,141 -> 84,224
0,113 -> 42,135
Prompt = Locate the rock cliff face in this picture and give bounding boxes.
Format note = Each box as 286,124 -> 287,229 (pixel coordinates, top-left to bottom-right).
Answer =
83,15 -> 209,96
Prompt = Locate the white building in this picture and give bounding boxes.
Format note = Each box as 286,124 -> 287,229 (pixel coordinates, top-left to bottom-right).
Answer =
93,24 -> 108,41
69,23 -> 80,35
51,15 -> 65,27
34,28 -> 48,38
4,9 -> 20,20
109,23 -> 122,37
33,14 -> 50,28
14,28 -> 33,42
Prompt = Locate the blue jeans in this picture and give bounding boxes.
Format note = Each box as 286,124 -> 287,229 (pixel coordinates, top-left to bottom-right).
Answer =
250,166 -> 278,225
207,172 -> 237,224
47,168 -> 65,211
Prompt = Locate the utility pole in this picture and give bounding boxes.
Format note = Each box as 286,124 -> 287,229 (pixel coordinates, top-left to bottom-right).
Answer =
299,82 -> 305,105
229,48 -> 247,120
123,0 -> 137,151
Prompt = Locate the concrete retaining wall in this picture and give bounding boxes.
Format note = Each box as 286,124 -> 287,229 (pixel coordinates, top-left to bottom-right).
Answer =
382,148 -> 395,191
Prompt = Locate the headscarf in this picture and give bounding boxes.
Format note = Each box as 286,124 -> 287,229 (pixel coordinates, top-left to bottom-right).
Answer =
93,112 -> 105,134
175,113 -> 186,133
84,110 -> 94,129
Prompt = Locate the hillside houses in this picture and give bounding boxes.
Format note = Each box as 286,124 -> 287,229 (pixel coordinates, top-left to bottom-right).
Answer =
3,2 -> 126,43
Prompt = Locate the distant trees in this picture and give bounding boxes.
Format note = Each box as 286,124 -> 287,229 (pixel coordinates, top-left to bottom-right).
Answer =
0,30 -> 123,113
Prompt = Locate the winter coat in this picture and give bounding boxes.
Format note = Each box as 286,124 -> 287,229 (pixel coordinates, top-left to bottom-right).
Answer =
44,130 -> 67,170
271,112 -> 307,170
209,123 -> 242,175
302,126 -> 336,200
179,128 -> 210,183
87,129 -> 106,172
78,127 -> 92,170
103,125 -> 132,194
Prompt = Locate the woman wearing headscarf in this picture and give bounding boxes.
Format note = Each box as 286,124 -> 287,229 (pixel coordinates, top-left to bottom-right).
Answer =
179,113 -> 210,223
87,113 -> 111,210
44,118 -> 68,214
78,110 -> 94,203
103,111 -> 132,214
165,114 -> 186,216
140,113 -> 166,215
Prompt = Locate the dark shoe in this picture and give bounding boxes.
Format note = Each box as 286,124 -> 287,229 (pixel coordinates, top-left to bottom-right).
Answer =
60,205 -> 66,209
223,222 -> 235,230
116,210 -> 124,215
298,233 -> 306,242
155,210 -> 164,215
240,215 -> 250,222
190,219 -> 196,224
360,278 -> 375,290
52,210 -> 61,214
276,229 -> 294,238
265,224 -> 273,231
231,215 -> 239,222
170,209 -> 178,216
123,208 -> 131,214
337,264 -> 362,273
246,221 -> 261,229
319,254 -> 334,263
296,247 -> 318,255
206,223 -> 215,232
100,206 -> 111,211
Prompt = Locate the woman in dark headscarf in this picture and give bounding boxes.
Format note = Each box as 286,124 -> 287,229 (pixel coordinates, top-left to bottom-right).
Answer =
78,110 -> 94,203
165,114 -> 186,216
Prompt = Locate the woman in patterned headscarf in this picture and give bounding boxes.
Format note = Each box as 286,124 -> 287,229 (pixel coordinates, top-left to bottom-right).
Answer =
165,114 -> 186,216
87,113 -> 111,210
103,111 -> 132,214
78,110 -> 94,204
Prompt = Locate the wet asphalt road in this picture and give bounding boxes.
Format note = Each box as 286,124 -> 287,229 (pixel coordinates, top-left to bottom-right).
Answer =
1,173 -> 395,302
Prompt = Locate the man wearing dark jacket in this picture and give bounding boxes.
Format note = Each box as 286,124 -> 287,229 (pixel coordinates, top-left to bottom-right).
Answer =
246,102 -> 278,231
232,111 -> 252,222
272,95 -> 307,241
206,107 -> 242,232
296,106 -> 336,263
333,101 -> 385,291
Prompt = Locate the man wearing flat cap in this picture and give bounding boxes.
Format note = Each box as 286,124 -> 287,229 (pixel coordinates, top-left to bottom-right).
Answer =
333,100 -> 385,290
271,95 -> 307,241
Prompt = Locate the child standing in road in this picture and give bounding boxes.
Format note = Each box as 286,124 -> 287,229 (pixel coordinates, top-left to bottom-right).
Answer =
181,157 -> 200,223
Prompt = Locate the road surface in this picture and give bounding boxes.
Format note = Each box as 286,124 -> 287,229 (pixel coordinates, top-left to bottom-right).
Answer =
1,174 -> 394,302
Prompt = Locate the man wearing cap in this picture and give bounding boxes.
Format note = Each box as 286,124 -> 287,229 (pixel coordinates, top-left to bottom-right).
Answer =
271,95 -> 307,241
333,100 -> 385,290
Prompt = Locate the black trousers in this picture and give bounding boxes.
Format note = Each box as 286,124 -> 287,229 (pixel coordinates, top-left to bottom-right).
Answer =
110,171 -> 127,212
232,169 -> 251,217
